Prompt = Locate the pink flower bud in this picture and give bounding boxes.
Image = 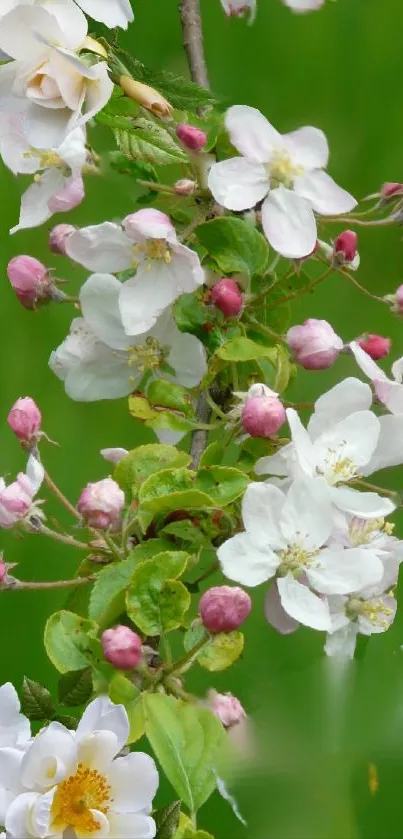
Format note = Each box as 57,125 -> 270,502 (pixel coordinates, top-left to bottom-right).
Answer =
209,690 -> 246,728
7,397 -> 41,443
242,384 -> 286,437
381,182 -> 403,198
287,318 -> 343,370
174,179 -> 196,196
334,230 -> 357,263
77,478 -> 125,529
393,284 -> 403,314
210,279 -> 243,318
48,176 -> 85,213
357,333 -> 391,360
199,585 -> 251,633
123,208 -> 174,241
102,625 -> 142,670
0,559 -> 6,583
7,255 -> 51,310
0,474 -> 34,529
176,123 -> 207,152
49,224 -> 76,255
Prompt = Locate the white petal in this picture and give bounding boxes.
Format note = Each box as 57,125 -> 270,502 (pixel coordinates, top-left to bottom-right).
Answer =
218,532 -> 278,587
324,625 -> 357,658
30,788 -> 55,839
80,274 -> 130,350
108,752 -> 158,814
166,328 -> 207,388
119,263 -> 183,336
107,812 -> 157,839
5,792 -> 39,838
282,126 -> 329,169
65,350 -> 132,402
349,341 -> 387,383
0,683 -> 30,747
329,485 -> 395,518
391,357 -> 403,384
208,157 -> 268,211
264,582 -> 300,634
78,731 -> 121,772
11,168 -> 65,234
308,376 -> 373,440
363,414 -> 403,473
0,6 -> 62,60
286,408 -> 316,476
280,478 -> 332,551
225,105 -> 281,163
314,411 -> 380,473
241,481 -> 286,550
277,574 -> 331,630
76,697 -> 129,755
124,209 -> 175,243
283,0 -> 325,11
77,61 -> 114,131
170,242 -> 205,291
23,103 -> 72,149
374,380 -> 403,415
294,169 -> 357,215
66,222 -> 132,272
26,456 -> 44,493
0,747 -> 24,794
42,1 -> 88,51
76,0 -> 134,28
101,448 -> 128,465
254,445 -> 293,478
261,188 -> 317,258
307,548 -> 384,595
0,113 -> 40,175
21,722 -> 77,789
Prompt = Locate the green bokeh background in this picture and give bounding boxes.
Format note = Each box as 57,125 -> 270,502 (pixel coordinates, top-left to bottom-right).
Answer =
1,1 -> 403,836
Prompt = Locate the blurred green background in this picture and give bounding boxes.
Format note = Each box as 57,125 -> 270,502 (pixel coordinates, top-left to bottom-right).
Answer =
1,0 -> 403,836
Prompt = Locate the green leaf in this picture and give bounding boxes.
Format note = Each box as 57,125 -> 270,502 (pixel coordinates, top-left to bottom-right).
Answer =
174,293 -> 211,339
106,113 -> 187,165
274,344 -> 292,393
114,444 -> 191,495
138,468 -> 214,524
195,466 -> 249,507
108,674 -> 144,743
198,631 -> 244,671
236,437 -> 274,472
174,814 -> 215,839
143,694 -> 226,813
21,678 -> 55,721
146,411 -> 195,436
128,395 -> 158,421
199,442 -> 225,468
53,714 -> 78,729
109,151 -> 158,181
216,337 -> 277,363
196,217 -> 269,277
155,801 -> 181,839
126,551 -> 190,635
127,538 -> 175,564
88,559 -> 136,629
147,380 -> 194,416
58,668 -> 93,707
114,50 -> 218,111
44,611 -> 98,674
162,520 -> 207,547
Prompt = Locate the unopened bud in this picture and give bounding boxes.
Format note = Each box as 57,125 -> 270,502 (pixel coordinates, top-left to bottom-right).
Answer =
210,278 -> 243,318
287,318 -> 343,370
242,384 -> 286,437
48,176 -> 85,213
7,397 -> 41,443
174,179 -> 196,196
334,230 -> 358,263
0,474 -> 34,529
119,75 -> 173,119
199,585 -> 251,633
381,182 -> 403,199
49,224 -> 76,255
77,478 -> 125,529
7,255 -> 51,310
0,559 -> 6,583
208,690 -> 246,728
102,625 -> 142,670
388,284 -> 403,315
357,333 -> 391,360
176,123 -> 207,152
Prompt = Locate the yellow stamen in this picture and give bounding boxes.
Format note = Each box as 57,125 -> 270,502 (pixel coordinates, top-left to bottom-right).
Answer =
51,763 -> 111,835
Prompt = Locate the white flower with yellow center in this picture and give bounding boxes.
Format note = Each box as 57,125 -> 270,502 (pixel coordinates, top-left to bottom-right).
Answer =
208,105 -> 356,258
65,209 -> 205,336
1,695 -> 158,839
218,479 -> 384,631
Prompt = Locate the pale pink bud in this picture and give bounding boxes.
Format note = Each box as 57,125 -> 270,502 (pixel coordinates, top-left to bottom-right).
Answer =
242,384 -> 286,437
199,585 -> 251,633
357,333 -> 391,360
176,123 -> 207,152
48,176 -> 85,213
123,208 -> 174,241
393,284 -> 403,314
334,230 -> 357,263
49,224 -> 76,255
102,625 -> 142,670
381,182 -> 403,198
287,318 -> 343,370
174,179 -> 196,196
211,279 -> 243,318
0,474 -> 34,529
100,448 -> 128,465
0,559 -> 6,583
209,690 -> 246,728
77,478 -> 125,529
7,397 -> 41,443
7,255 -> 50,310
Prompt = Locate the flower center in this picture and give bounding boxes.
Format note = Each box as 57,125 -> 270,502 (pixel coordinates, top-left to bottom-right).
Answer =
127,337 -> 169,373
266,149 -> 303,189
51,763 -> 111,834
316,443 -> 357,485
132,240 -> 172,267
277,541 -> 318,576
346,596 -> 394,629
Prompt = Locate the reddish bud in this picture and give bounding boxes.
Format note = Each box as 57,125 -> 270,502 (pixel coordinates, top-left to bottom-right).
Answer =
242,384 -> 286,437
357,333 -> 391,360
7,397 -> 41,443
200,585 -> 251,633
176,123 -> 207,152
77,478 -> 125,529
102,625 -> 142,670
49,224 -> 76,255
7,255 -> 51,310
209,690 -> 246,728
0,559 -> 6,583
381,182 -> 403,198
211,279 -> 243,318
334,230 -> 357,263
174,179 -> 196,196
287,318 -> 343,370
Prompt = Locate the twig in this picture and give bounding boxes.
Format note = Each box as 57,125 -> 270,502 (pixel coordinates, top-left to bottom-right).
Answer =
179,0 -> 209,88
43,469 -> 81,521
6,576 -> 95,591
190,394 -> 212,469
34,523 -> 91,551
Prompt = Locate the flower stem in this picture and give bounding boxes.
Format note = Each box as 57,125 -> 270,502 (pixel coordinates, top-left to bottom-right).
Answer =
43,469 -> 81,521
340,269 -> 389,304
164,634 -> 209,676
5,576 -> 95,591
34,523 -> 91,551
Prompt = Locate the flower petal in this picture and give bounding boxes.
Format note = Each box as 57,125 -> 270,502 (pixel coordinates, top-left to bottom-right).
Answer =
108,752 -> 159,814
0,747 -> 24,795
208,157 -> 268,211
307,376 -> 373,440
23,103 -> 72,150
21,722 -> 77,790
277,574 -> 331,630
0,683 -> 30,747
225,105 -> 281,163
261,187 -> 317,258
282,126 -> 329,169
11,168 -> 65,234
241,481 -> 286,550
286,408 -> 316,476
314,410 -> 380,474
76,697 -> 129,755
218,532 -> 278,587
66,222 -> 132,272
349,341 -> 387,383
119,262 -> 184,336
329,485 -> 395,518
280,478 -> 332,551
78,731 -> 121,772
107,812 -> 157,839
124,209 -> 175,243
294,169 -> 357,214
76,0 -> 134,28
307,548 -> 384,595
80,274 -> 130,350
165,327 -> 207,388
5,792 -> 39,838
324,625 -> 357,658
0,6 -> 62,60
264,581 -> 300,634
363,414 -> 403,473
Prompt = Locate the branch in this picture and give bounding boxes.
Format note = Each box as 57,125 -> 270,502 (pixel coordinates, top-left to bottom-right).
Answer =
190,393 -> 212,469
179,0 -> 209,88
4,576 -> 95,591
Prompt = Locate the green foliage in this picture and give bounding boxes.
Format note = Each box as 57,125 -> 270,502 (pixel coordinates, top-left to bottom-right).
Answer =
274,344 -> 292,393
21,677 -> 55,721
196,217 -> 269,277
195,466 -> 249,506
199,442 -> 225,467
44,611 -> 98,674
108,151 -> 158,181
216,336 -> 277,363
198,632 -> 244,672
108,673 -> 145,743
88,559 -> 136,629
114,444 -> 191,495
174,294 -> 212,339
143,694 -> 226,814
98,110 -> 187,165
137,468 -> 213,530
126,551 -> 190,635
147,381 -> 195,416
58,668 -> 93,707
113,50 -> 219,110
154,801 -> 182,839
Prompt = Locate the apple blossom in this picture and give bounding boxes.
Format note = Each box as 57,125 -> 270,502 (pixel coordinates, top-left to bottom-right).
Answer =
0,695 -> 159,839
199,585 -> 252,632
77,478 -> 125,529
350,340 -> 403,415
0,456 -> 44,529
208,690 -> 246,728
218,479 -> 384,631
241,385 -> 286,437
357,333 -> 391,360
49,273 -> 207,402
286,318 -> 343,370
220,0 -> 257,21
102,626 -> 143,670
0,0 -> 134,29
65,209 -> 205,335
49,224 -> 76,255
208,105 -> 356,258
282,0 -> 325,11
7,397 -> 41,444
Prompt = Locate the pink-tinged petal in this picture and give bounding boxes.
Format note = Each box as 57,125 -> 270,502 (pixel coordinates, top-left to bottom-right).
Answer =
225,105 -> 281,163
208,157 -> 268,211
374,380 -> 403,414
264,581 -> 300,634
123,209 -> 175,243
66,222 -> 132,272
119,262 -> 182,336
11,168 -> 65,234
218,532 -> 278,587
261,188 -> 317,258
294,170 -> 357,215
282,126 -> 329,169
324,625 -> 357,658
277,574 -> 331,631
329,485 -> 395,518
308,377 -> 373,440
349,341 -> 388,382
307,548 -> 384,595
80,274 -> 129,350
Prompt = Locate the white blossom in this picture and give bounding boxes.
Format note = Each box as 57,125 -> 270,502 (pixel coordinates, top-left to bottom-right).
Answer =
282,0 -> 325,12
0,456 -> 44,529
0,0 -> 133,28
350,340 -> 403,415
0,684 -> 31,828
208,105 -> 356,258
